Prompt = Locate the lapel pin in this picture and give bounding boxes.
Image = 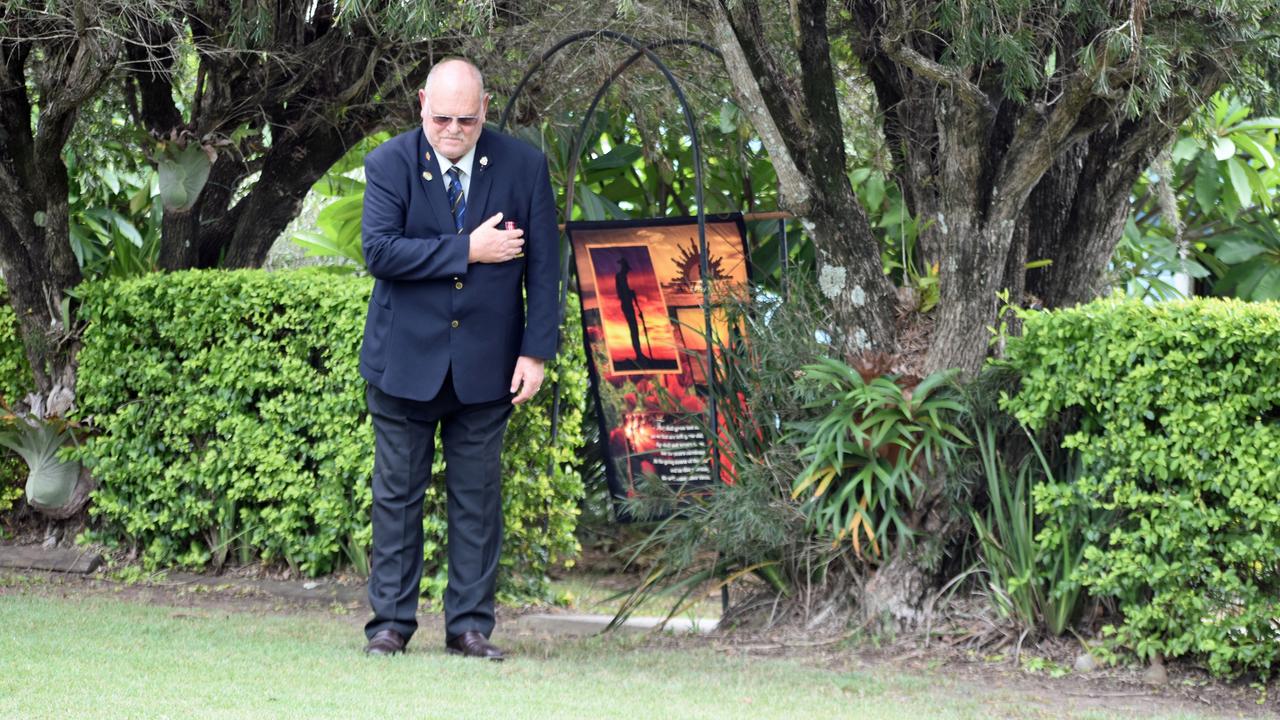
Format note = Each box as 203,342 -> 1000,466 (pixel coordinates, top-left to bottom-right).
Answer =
425,151 -> 432,161
479,156 -> 489,168
422,170 -> 433,181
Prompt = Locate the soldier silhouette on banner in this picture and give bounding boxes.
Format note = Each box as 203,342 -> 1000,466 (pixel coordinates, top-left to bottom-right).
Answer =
614,257 -> 652,367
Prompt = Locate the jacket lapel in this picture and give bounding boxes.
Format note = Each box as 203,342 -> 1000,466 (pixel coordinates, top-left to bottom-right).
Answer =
416,132 -> 458,233
463,131 -> 494,233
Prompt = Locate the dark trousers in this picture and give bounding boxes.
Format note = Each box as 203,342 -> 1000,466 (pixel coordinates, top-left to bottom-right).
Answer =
364,375 -> 513,643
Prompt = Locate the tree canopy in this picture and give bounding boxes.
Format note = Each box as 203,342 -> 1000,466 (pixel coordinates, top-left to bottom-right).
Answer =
0,1 -> 480,403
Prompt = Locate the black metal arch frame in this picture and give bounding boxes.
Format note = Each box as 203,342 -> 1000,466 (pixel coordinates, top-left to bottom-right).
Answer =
497,30 -> 728,488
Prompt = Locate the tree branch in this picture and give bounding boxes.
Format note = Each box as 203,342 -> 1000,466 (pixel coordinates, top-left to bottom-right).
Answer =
989,70 -> 1096,223
794,0 -> 852,199
706,0 -> 812,213
880,35 -> 993,115
0,38 -> 35,229
123,17 -> 184,133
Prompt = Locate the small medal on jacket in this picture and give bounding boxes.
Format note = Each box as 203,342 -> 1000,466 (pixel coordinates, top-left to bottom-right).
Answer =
505,220 -> 524,258
422,170 -> 433,181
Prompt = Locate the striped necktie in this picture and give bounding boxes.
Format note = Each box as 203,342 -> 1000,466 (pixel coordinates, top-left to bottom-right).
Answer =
446,166 -> 466,233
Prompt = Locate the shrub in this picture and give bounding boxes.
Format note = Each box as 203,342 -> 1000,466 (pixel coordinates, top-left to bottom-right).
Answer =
73,269 -> 585,599
616,281 -> 849,624
0,283 -> 33,515
968,421 -> 1098,637
1001,296 -> 1280,678
0,282 -> 31,407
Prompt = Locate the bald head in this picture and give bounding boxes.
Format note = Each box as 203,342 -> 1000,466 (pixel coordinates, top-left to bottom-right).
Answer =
424,58 -> 485,96
419,58 -> 489,161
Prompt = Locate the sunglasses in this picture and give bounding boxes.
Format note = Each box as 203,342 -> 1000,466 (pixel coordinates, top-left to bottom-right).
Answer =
429,114 -> 481,128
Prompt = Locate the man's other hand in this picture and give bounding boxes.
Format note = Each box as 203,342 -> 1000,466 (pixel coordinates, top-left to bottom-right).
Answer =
468,212 -> 525,263
509,356 -> 545,405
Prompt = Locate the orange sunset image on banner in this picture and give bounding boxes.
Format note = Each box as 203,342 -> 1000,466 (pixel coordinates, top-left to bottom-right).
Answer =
586,244 -> 680,374
568,215 -> 751,511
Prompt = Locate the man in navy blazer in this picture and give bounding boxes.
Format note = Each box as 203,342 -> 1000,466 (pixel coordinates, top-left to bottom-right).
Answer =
358,58 -> 558,660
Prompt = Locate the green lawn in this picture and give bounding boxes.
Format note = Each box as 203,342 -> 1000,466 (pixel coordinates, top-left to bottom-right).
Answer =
0,593 -> 1231,720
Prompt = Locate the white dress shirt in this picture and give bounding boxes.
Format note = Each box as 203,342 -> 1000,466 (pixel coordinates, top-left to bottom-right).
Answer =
435,145 -> 476,198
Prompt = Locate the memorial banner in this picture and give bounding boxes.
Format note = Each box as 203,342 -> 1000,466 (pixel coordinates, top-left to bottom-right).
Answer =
566,215 -> 750,514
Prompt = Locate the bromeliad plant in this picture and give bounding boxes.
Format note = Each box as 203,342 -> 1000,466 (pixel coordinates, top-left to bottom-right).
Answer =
790,358 -> 969,559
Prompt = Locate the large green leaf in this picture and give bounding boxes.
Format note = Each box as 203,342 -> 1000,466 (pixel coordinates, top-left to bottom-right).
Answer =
718,101 -> 739,135
583,144 -> 643,172
1230,119 -> 1280,132
574,182 -> 629,220
1224,157 -> 1253,209
863,172 -> 885,210
291,230 -> 353,260
1234,261 -> 1274,299
1193,152 -> 1221,214
157,143 -> 213,212
98,208 -> 144,247
313,175 -> 365,198
1232,134 -> 1275,169
1214,239 -> 1268,264
1246,164 -> 1273,209
1252,266 -> 1280,300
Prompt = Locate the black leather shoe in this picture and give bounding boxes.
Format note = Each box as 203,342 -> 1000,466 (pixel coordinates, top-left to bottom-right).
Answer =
364,629 -> 407,656
446,630 -> 505,661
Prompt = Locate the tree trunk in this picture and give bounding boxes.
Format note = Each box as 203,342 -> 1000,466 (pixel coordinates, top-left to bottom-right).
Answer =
0,21 -> 110,410
920,94 -> 1003,376
712,0 -> 899,355
863,549 -> 935,629
0,220 -> 79,416
1027,126 -> 1173,308
221,124 -> 367,268
159,208 -> 200,271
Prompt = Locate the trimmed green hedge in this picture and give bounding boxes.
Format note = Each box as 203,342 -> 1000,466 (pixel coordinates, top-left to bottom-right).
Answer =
73,269 -> 585,599
0,282 -> 30,407
1002,297 -> 1280,678
0,284 -> 30,514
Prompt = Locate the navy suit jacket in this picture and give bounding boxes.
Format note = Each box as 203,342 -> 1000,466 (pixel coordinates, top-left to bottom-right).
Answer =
358,127 -> 559,403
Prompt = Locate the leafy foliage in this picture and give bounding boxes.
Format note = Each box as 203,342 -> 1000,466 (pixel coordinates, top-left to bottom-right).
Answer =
1001,297 -> 1280,677
1211,214 -> 1280,300
65,145 -> 162,280
72,269 -> 585,599
0,288 -> 31,515
928,0 -> 1278,112
614,282 -> 838,624
1124,94 -> 1280,300
790,362 -> 969,558
0,283 -> 30,406
969,423 -> 1100,636
0,455 -> 21,518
